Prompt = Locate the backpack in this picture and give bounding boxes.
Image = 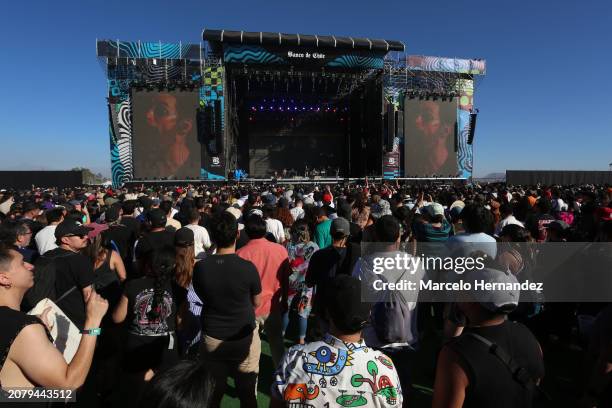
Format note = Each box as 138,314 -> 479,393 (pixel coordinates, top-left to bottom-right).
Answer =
371,268 -> 413,345
22,250 -> 77,311
460,331 -> 549,400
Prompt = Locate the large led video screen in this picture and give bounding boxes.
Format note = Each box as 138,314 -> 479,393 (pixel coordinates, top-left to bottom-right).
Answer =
131,90 -> 201,179
404,98 -> 458,177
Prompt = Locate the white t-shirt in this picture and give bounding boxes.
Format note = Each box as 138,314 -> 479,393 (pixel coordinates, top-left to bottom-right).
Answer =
35,225 -> 58,255
290,206 -> 305,221
185,224 -> 211,258
266,218 -> 285,243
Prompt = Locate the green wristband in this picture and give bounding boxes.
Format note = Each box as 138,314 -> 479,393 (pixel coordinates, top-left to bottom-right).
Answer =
80,328 -> 102,336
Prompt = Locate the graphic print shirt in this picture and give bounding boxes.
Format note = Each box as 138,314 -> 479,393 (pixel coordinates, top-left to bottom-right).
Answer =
272,334 -> 403,407
286,241 -> 319,317
124,277 -> 178,336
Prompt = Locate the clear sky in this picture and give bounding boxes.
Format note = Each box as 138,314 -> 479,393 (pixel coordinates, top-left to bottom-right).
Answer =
1,0 -> 610,177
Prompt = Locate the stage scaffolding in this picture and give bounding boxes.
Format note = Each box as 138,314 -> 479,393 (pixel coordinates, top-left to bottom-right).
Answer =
382,54 -> 485,102
96,40 -> 222,103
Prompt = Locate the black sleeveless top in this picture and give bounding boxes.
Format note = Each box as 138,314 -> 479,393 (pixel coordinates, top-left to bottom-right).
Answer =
94,250 -> 122,311
447,320 -> 545,408
0,306 -> 52,407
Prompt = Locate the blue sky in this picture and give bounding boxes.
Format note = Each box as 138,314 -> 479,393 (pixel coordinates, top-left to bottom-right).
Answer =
1,0 -> 610,177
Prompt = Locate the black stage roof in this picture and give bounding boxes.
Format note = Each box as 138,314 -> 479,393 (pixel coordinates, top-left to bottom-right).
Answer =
203,29 -> 405,53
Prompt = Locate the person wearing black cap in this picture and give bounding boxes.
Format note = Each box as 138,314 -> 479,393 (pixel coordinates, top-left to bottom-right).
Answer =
272,275 -> 403,407
40,219 -> 96,330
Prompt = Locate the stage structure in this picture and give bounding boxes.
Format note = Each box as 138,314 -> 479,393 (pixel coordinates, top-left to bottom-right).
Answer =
97,30 -> 485,186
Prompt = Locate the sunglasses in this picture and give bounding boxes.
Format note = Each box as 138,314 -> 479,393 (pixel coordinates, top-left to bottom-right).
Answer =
66,234 -> 87,239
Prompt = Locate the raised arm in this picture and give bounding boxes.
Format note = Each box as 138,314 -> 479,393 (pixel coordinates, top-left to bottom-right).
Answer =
7,292 -> 108,390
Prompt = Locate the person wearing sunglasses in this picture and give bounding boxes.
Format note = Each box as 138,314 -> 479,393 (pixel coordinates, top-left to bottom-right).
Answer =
44,219 -> 96,331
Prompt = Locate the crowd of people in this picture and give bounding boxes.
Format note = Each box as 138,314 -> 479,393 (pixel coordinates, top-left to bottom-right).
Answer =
0,181 -> 611,408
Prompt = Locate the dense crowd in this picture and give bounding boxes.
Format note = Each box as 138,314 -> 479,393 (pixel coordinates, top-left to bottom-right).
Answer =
0,181 -> 611,408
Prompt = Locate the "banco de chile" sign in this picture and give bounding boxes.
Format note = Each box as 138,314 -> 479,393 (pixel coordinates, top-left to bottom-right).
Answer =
287,51 -> 326,59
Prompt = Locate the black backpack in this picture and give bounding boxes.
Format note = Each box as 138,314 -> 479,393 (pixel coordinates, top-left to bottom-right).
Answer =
22,250 -> 77,311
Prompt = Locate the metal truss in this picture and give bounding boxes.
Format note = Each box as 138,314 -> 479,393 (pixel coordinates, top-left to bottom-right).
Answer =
382,56 -> 477,102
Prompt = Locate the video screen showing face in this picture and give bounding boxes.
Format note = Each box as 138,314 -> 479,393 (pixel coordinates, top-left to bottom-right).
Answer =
132,91 -> 201,179
404,98 -> 458,177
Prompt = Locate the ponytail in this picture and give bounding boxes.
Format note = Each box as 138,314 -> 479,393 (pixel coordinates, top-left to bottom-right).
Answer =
147,246 -> 176,321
